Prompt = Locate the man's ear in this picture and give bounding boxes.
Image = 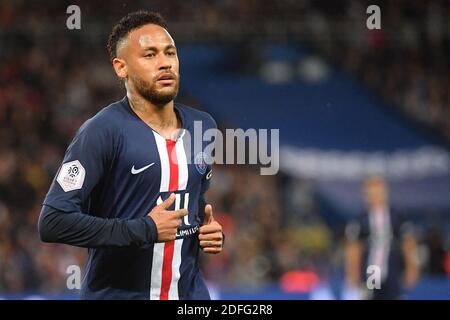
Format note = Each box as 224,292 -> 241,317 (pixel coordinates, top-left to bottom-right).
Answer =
112,57 -> 127,79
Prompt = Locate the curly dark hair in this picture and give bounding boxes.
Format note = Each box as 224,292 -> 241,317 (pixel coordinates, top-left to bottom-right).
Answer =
107,10 -> 168,62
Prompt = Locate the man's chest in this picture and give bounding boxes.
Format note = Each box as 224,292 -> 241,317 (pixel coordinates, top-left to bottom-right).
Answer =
113,127 -> 208,193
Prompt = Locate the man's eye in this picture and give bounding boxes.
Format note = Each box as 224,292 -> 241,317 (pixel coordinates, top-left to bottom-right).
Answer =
145,53 -> 155,58
167,51 -> 176,56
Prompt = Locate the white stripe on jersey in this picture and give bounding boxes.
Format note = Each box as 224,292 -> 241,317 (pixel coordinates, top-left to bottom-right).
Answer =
153,132 -> 170,192
150,243 -> 164,300
175,139 -> 188,190
168,238 -> 184,300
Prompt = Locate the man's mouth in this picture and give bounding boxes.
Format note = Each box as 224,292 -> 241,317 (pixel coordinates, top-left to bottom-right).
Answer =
157,73 -> 176,85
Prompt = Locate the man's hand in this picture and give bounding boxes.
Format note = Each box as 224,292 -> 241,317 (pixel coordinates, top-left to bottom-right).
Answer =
148,193 -> 188,242
198,204 -> 223,254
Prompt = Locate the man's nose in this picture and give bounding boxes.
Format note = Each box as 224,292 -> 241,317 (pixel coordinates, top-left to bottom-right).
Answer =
157,54 -> 172,70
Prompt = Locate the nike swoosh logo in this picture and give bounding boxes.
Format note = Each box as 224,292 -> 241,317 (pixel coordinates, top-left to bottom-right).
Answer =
131,163 -> 155,175
206,170 -> 212,180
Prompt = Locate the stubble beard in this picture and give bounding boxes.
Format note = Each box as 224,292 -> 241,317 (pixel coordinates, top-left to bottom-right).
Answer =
131,74 -> 179,107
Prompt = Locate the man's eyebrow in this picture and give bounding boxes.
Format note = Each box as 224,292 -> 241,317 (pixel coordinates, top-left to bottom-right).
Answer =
142,44 -> 176,51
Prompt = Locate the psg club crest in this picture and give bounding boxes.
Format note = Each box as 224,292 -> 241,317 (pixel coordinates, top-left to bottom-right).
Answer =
194,152 -> 210,175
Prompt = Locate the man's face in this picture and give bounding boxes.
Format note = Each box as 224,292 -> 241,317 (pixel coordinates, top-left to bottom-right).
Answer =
364,178 -> 388,208
114,24 -> 180,106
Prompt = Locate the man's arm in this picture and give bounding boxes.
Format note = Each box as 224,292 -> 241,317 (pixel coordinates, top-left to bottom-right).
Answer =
345,238 -> 362,288
38,116 -> 151,248
39,115 -> 186,248
402,231 -> 420,288
344,221 -> 363,288
38,205 -> 157,248
39,193 -> 187,248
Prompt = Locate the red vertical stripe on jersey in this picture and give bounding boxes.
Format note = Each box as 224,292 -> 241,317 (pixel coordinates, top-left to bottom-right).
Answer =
167,140 -> 178,192
160,139 -> 178,300
159,241 -> 175,300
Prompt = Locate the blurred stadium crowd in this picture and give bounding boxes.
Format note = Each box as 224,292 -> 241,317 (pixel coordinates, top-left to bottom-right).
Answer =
0,0 -> 448,296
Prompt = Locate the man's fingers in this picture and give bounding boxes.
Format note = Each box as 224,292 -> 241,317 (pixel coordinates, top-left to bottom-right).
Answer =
170,220 -> 180,228
155,193 -> 176,211
199,240 -> 222,248
172,208 -> 188,219
161,234 -> 177,242
199,223 -> 222,235
204,204 -> 214,224
160,208 -> 188,219
202,247 -> 222,254
198,232 -> 223,241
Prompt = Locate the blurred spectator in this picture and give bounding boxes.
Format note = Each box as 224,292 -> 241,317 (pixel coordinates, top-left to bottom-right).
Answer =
344,176 -> 419,299
424,226 -> 447,276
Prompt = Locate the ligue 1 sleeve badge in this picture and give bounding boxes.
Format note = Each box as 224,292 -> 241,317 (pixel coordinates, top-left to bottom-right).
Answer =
194,152 -> 211,175
57,160 -> 86,192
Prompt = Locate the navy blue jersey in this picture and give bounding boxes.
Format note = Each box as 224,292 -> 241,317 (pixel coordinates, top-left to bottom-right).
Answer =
39,96 -> 217,300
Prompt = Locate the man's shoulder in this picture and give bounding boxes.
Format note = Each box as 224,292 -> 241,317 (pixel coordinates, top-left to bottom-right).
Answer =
175,103 -> 217,129
93,98 -> 128,124
79,98 -> 127,134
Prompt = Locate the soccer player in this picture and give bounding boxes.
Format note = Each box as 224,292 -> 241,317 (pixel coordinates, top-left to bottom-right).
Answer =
38,11 -> 224,300
344,176 -> 419,299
